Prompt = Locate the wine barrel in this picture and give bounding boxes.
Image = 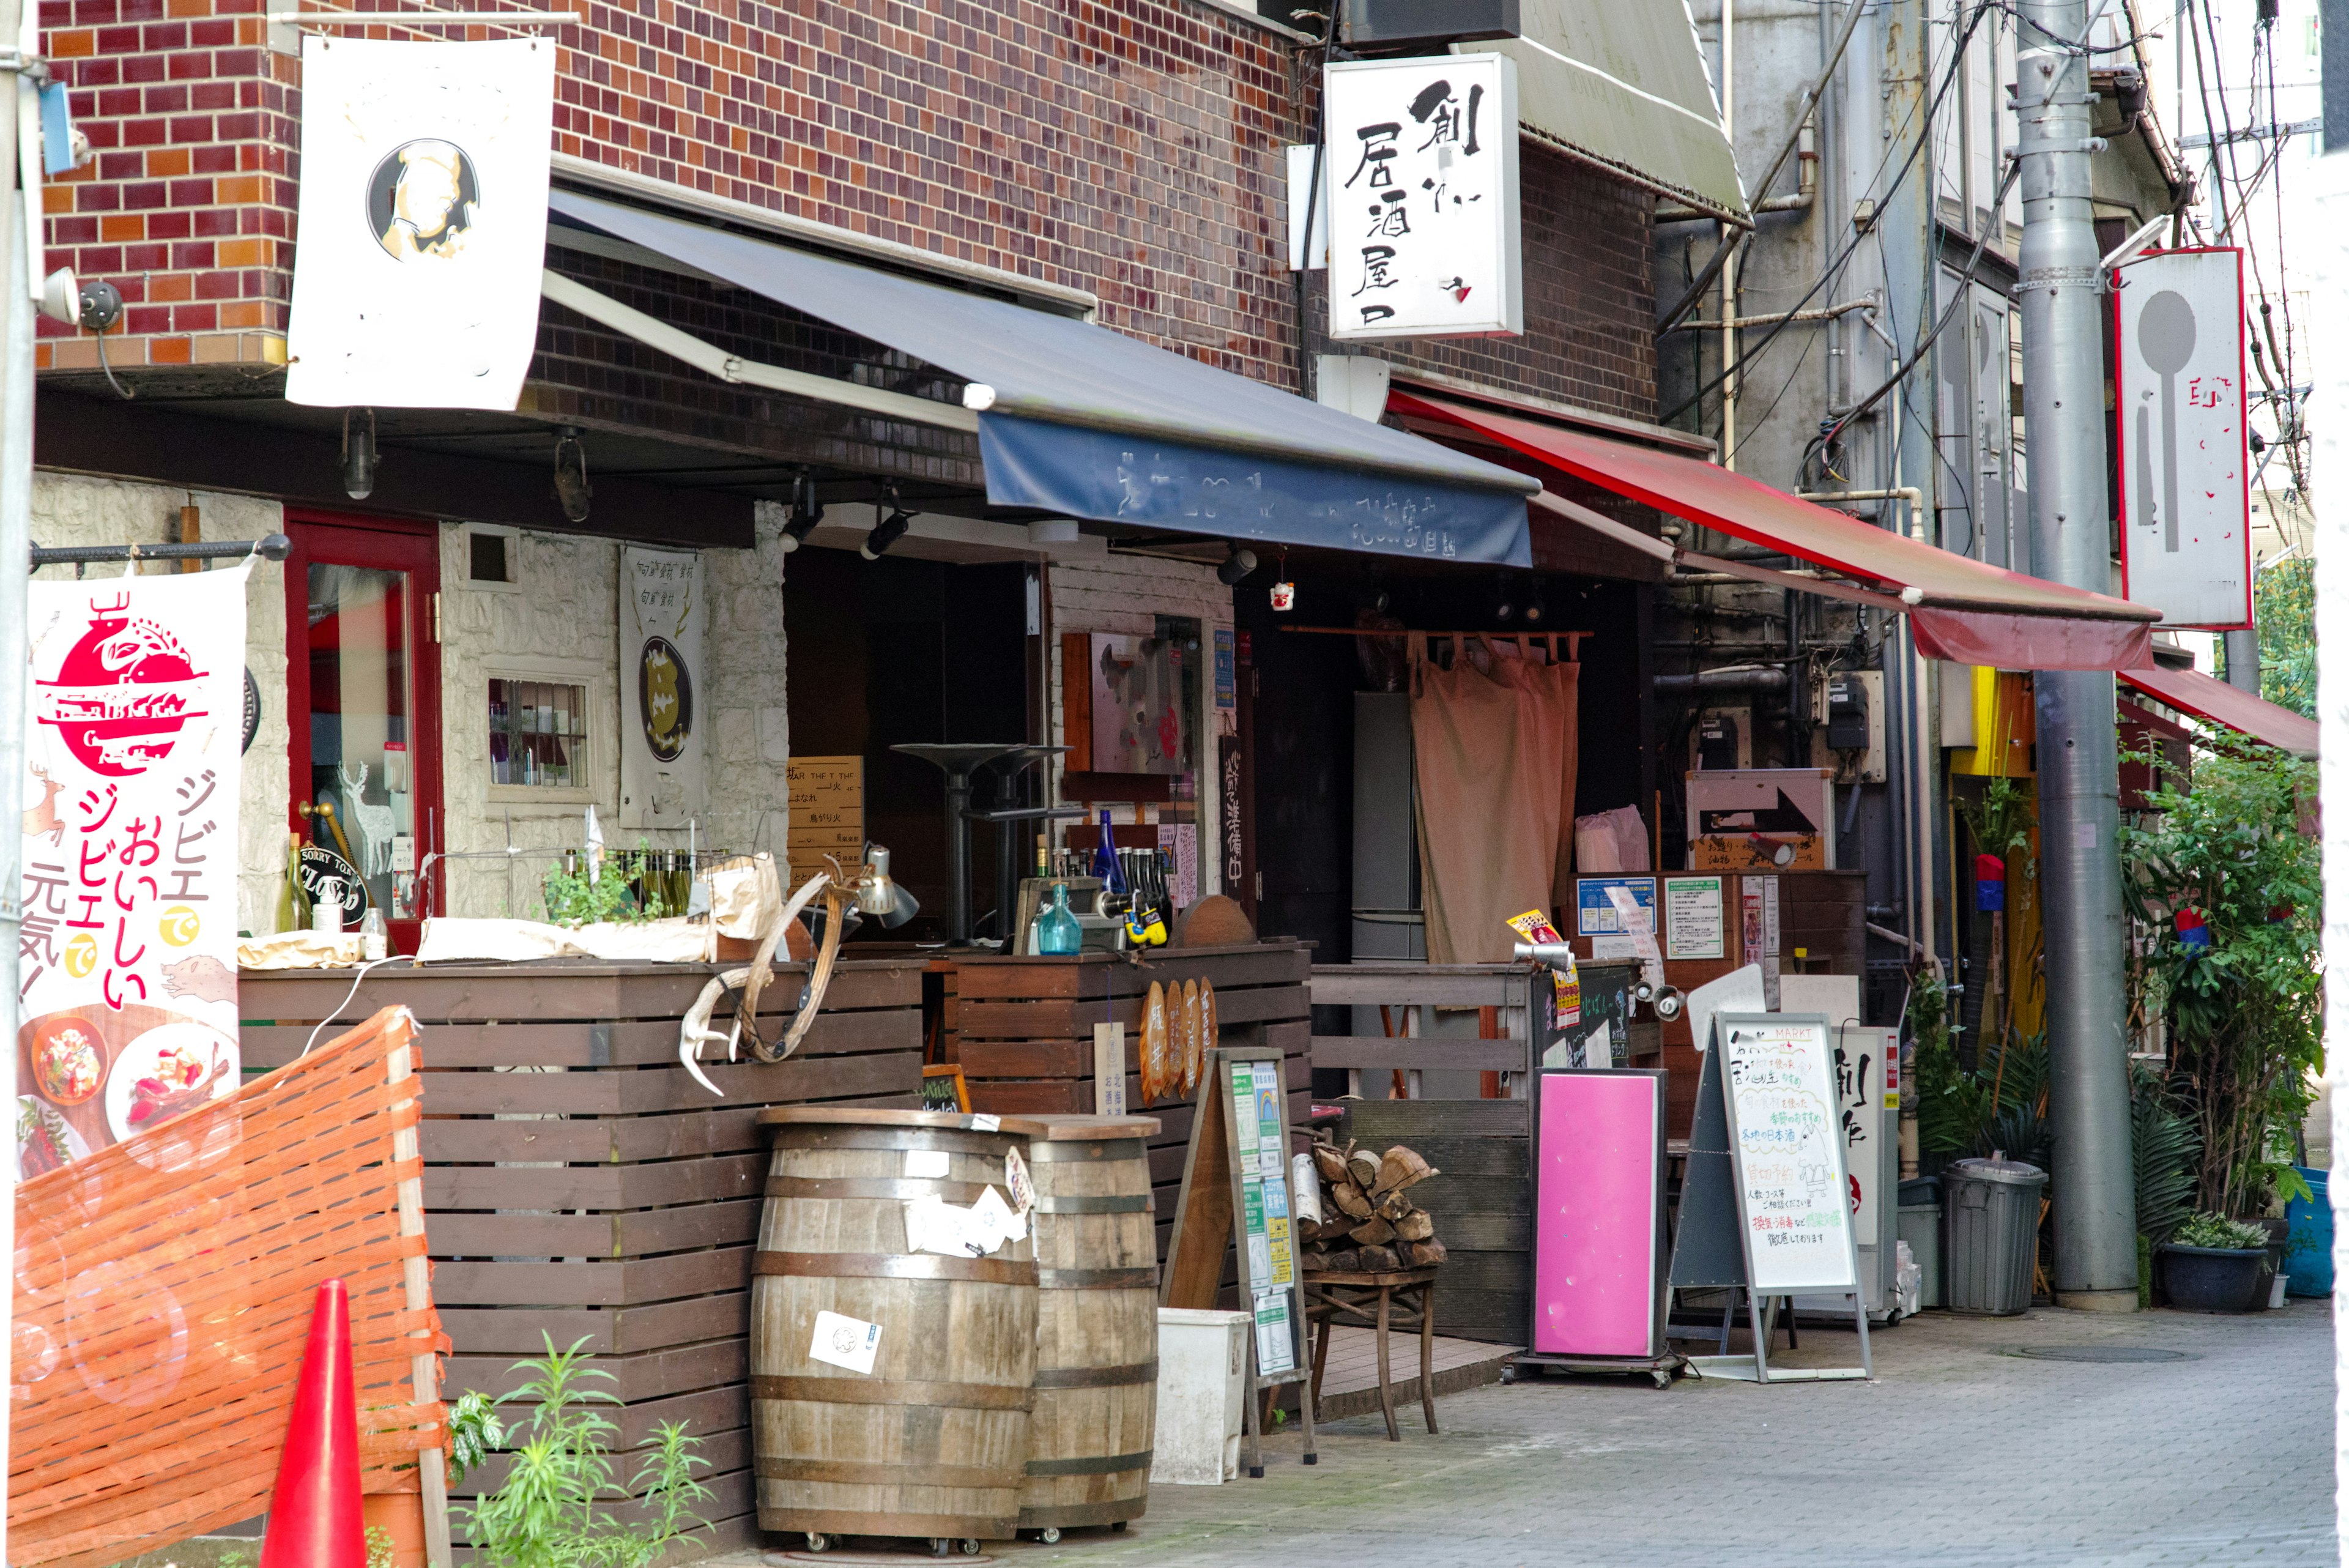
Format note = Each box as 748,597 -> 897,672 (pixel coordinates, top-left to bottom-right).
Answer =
1018,1114 -> 1163,1534
752,1110 -> 1037,1545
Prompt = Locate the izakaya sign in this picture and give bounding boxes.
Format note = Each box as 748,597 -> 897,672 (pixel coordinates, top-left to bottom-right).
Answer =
1324,53 -> 1522,341
2113,247 -> 2252,629
286,37 -> 557,411
618,546 -> 708,830
17,569 -> 249,1179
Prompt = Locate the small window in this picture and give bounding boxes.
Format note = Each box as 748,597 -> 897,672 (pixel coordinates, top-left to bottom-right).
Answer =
462,523 -> 522,593
490,677 -> 588,791
470,530 -> 511,584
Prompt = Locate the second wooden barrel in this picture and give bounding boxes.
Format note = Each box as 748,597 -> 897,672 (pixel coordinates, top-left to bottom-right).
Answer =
752,1110 -> 1037,1547
1017,1115 -> 1162,1535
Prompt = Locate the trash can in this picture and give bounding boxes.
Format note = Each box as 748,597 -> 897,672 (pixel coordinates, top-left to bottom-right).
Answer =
1942,1156 -> 2047,1315
2286,1166 -> 2333,1297
1896,1176 -> 1943,1309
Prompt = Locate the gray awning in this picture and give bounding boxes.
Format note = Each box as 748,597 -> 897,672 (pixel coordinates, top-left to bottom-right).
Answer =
548,190 -> 1537,566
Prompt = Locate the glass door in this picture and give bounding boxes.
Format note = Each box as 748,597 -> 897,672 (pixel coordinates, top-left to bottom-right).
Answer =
284,516 -> 443,953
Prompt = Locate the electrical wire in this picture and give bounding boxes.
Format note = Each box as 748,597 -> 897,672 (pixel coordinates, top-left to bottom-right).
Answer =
303,956 -> 403,1055
1661,0 -> 1997,429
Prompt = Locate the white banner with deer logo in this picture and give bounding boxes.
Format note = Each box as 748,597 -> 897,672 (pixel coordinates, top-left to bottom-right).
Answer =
285,37 -> 557,410
17,568 -> 248,1178
618,546 -> 707,830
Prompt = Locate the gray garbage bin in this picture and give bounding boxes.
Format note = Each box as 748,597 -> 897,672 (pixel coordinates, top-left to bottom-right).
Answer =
1897,1176 -> 1943,1308
1943,1156 -> 2047,1314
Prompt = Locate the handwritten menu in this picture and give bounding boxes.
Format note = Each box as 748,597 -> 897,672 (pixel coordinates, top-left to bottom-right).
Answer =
785,756 -> 863,891
1718,1016 -> 1858,1294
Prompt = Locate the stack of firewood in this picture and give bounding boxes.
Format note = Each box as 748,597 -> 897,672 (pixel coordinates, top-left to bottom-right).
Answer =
1297,1141 -> 1445,1274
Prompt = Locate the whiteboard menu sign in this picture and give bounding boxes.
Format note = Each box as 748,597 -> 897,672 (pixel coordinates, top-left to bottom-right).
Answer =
1716,1014 -> 1858,1294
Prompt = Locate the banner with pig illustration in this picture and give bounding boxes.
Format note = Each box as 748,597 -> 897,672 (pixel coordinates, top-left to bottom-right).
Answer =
17,567 -> 248,1178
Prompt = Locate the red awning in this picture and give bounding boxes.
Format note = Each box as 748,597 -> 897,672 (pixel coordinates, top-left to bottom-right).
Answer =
1390,388 -> 2161,672
2119,664 -> 2317,757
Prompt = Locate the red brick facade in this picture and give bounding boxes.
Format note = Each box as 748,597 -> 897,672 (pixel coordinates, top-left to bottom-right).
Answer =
37,0 -> 1655,425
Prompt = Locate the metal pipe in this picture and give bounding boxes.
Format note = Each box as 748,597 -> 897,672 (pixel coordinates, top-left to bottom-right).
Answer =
1676,294 -> 1877,330
0,0 -> 31,1531
1718,0 -> 1737,467
1653,667 -> 1793,695
2016,4 -> 2139,1310
1797,485 -> 1928,509
30,533 -> 291,566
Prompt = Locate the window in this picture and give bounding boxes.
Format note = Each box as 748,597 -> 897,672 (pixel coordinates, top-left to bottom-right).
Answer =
489,674 -> 593,799
462,523 -> 522,593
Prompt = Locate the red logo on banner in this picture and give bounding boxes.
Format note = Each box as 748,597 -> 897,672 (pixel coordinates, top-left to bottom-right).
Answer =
35,595 -> 210,777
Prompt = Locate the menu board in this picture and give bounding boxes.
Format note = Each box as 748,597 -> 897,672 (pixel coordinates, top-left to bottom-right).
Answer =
785,756 -> 863,890
1228,1057 -> 1297,1373
1716,1014 -> 1859,1295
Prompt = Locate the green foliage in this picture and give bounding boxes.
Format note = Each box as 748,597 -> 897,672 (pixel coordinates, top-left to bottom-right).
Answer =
1956,777 -> 2037,883
2131,1066 -> 2200,1248
2253,555 -> 2315,719
462,1336 -> 712,1568
368,1526 -> 396,1568
2118,735 -> 2321,1217
541,847 -> 669,927
2170,1211 -> 2271,1251
448,1389 -> 506,1488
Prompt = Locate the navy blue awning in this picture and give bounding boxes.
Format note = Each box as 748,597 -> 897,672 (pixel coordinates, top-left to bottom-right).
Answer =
547,190 -> 1536,566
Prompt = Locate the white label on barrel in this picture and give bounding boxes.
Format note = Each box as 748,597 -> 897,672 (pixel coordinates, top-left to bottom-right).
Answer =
904,1150 -> 951,1180
809,1310 -> 882,1375
971,1114 -> 1002,1132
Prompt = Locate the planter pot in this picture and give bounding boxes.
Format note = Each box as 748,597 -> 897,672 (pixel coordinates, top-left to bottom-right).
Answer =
2159,1244 -> 2268,1313
363,1488 -> 429,1568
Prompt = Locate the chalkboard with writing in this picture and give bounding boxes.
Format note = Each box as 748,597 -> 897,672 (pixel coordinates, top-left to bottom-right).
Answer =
1716,1014 -> 1859,1295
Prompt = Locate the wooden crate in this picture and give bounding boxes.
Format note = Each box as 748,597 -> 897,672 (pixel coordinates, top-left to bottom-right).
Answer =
1307,964 -> 1559,1347
949,941 -> 1312,1265
240,957 -> 925,1561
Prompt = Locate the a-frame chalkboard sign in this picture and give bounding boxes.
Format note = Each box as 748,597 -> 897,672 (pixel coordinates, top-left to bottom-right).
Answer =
1668,1013 -> 1872,1383
1162,1044 -> 1319,1474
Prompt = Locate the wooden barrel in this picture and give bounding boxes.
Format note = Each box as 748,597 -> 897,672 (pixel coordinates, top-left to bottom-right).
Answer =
1017,1114 -> 1163,1534
752,1110 -> 1037,1545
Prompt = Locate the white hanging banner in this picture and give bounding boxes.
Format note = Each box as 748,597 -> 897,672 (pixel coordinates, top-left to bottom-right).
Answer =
285,37 -> 556,411
618,546 -> 707,830
17,570 -> 249,1178
2114,247 -> 2252,630
1323,51 -> 1521,341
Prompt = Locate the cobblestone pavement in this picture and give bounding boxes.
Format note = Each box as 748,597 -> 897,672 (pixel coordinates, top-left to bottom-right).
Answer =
732,1299 -> 2336,1568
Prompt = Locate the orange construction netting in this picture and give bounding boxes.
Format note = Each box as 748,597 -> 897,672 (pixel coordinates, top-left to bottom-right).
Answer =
9,1005 -> 448,1568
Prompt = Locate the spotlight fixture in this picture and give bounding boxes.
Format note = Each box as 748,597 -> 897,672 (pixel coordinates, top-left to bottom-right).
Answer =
552,425 -> 593,523
1523,580 -> 1547,625
1494,574 -> 1516,623
862,485 -> 913,560
1216,544 -> 1258,586
341,408 -> 378,500
781,471 -> 825,552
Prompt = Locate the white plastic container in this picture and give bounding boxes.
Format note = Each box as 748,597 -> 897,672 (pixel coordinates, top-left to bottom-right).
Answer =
1151,1308 -> 1249,1485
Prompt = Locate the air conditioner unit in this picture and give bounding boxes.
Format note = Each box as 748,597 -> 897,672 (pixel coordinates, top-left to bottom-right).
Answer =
1341,0 -> 1520,50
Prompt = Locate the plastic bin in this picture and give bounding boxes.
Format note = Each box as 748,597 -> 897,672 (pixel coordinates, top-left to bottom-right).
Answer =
1942,1156 -> 2046,1315
1896,1176 -> 1943,1309
1152,1309 -> 1249,1485
2285,1166 -> 2333,1297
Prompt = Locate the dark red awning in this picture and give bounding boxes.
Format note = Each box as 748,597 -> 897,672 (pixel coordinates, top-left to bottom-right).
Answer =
2120,664 -> 2317,757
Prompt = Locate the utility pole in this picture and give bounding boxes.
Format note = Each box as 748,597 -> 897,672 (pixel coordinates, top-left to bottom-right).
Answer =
2222,626 -> 2259,692
2014,0 -> 2138,1310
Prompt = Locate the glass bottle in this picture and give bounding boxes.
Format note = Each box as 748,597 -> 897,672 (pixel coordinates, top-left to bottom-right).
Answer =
1036,883 -> 1083,956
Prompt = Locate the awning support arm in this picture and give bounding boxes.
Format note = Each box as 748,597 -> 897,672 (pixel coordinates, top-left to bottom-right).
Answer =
539,270 -> 981,435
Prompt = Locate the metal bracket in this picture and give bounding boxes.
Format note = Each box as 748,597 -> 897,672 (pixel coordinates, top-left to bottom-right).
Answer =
2005,136 -> 2107,158
0,48 -> 51,84
2013,266 -> 2104,296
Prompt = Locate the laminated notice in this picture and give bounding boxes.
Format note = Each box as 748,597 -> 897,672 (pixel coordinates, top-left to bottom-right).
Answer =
1004,1147 -> 1034,1216
1252,1288 -> 1294,1375
809,1310 -> 882,1375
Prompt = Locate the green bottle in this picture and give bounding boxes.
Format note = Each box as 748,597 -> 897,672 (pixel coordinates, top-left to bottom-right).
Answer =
1036,883 -> 1083,955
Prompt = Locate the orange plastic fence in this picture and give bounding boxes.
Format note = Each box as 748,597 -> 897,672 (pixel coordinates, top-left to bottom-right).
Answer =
9,1005 -> 447,1568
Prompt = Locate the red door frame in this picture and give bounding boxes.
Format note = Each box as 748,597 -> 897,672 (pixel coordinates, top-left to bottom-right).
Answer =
283,511 -> 444,951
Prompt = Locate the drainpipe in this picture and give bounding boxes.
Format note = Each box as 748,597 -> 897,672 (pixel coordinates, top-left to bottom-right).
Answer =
1718,0 -> 1739,467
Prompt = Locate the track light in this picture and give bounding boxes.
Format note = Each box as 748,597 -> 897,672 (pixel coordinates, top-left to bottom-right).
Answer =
1523,581 -> 1547,625
341,408 -> 377,500
782,472 -> 824,552
862,486 -> 913,560
1217,544 -> 1258,586
1495,574 -> 1516,623
552,425 -> 592,523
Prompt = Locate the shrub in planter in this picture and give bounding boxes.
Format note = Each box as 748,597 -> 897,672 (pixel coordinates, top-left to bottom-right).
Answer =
2160,1213 -> 2271,1313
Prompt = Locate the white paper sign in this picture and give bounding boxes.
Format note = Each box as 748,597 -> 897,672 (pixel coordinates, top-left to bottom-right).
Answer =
1717,1014 -> 1860,1294
2114,247 -> 2251,628
619,547 -> 707,829
1324,53 -> 1522,340
1663,875 -> 1726,960
809,1310 -> 882,1375
286,38 -> 555,409
19,569 -> 249,1179
904,1148 -> 949,1180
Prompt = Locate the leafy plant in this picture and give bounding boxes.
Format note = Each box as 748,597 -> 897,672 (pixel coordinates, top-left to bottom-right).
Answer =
368,1525 -> 396,1568
2131,1067 -> 2201,1249
2170,1211 -> 2270,1251
447,1389 -> 506,1488
2118,734 -> 2321,1217
2254,554 -> 2315,719
541,847 -> 669,927
462,1336 -> 711,1568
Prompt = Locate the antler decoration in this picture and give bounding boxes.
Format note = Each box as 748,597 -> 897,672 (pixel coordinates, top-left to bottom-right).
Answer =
676,863 -> 853,1097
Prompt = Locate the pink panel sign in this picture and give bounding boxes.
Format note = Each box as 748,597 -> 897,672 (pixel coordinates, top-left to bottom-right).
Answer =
1532,1072 -> 1661,1357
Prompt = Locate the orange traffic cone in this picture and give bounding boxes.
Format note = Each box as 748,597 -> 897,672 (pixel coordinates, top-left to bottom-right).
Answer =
259,1279 -> 368,1568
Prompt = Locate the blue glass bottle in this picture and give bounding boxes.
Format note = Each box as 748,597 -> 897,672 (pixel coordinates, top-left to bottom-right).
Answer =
1036,882 -> 1083,955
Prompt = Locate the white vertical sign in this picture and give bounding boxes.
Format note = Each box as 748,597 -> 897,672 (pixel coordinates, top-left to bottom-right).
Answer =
2114,248 -> 2252,629
1324,53 -> 1521,340
18,570 -> 248,1178
286,38 -> 557,411
619,547 -> 707,830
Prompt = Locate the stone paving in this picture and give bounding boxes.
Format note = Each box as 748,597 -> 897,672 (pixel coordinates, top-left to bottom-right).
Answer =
735,1299 -> 2337,1568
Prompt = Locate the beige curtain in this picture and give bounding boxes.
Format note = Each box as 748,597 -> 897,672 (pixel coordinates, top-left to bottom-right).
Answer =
1408,634 -> 1579,965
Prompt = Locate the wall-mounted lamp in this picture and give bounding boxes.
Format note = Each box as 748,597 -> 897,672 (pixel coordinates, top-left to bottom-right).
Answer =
862,485 -> 913,560
781,471 -> 824,552
553,425 -> 592,523
341,408 -> 378,500
1216,544 -> 1258,586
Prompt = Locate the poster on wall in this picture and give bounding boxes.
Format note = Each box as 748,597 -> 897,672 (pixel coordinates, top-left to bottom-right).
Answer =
17,568 -> 250,1179
1089,631 -> 1195,778
285,37 -> 557,411
1323,52 -> 1522,341
2113,247 -> 2251,629
619,546 -> 707,830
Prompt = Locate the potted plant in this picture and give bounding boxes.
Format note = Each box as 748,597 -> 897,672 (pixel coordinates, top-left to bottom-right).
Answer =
2159,1212 -> 2271,1312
